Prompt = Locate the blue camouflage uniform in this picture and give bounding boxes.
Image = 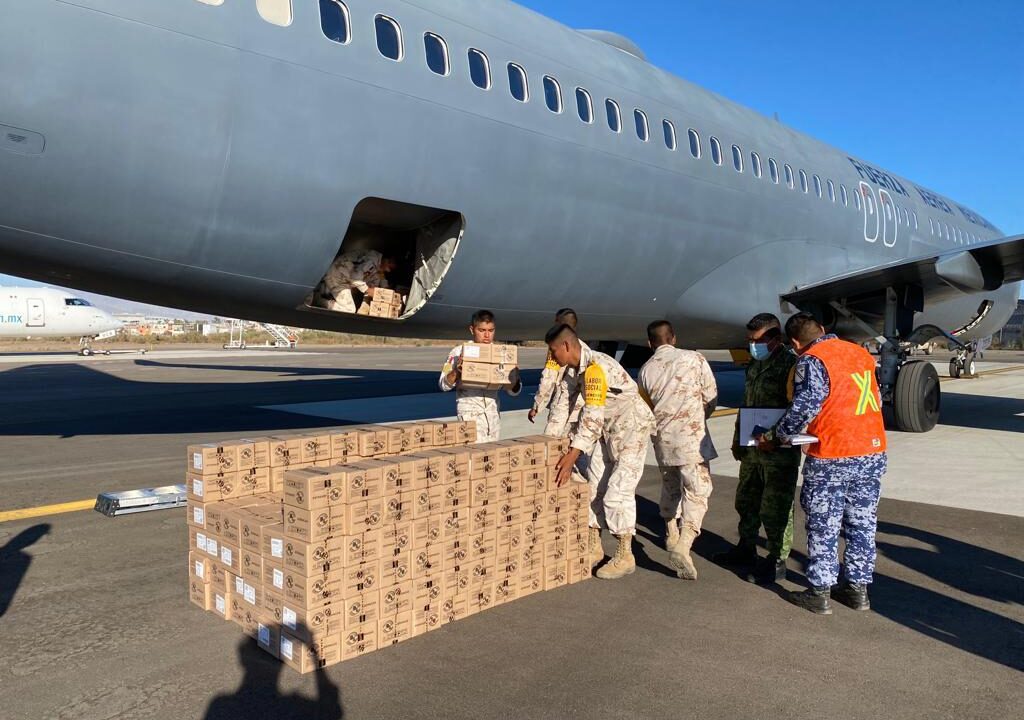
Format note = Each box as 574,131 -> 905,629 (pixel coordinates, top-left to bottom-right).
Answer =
772,334 -> 887,588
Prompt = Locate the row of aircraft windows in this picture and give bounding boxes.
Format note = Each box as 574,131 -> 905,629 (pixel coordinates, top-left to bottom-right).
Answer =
212,2 -> 984,248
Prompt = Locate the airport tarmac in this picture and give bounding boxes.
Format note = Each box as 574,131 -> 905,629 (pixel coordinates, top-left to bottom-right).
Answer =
0,347 -> 1021,719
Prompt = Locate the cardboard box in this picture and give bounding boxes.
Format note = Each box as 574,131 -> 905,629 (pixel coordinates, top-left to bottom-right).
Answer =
186,471 -> 233,503
341,592 -> 379,631
383,490 -> 415,523
267,592 -> 342,643
442,565 -> 471,596
257,620 -> 280,659
402,451 -> 446,488
212,589 -> 232,621
544,562 -> 568,591
211,565 -> 230,594
460,360 -> 516,389
469,477 -> 497,507
520,543 -> 543,571
413,516 -> 442,547
291,433 -> 330,463
340,625 -> 379,662
493,576 -> 518,606
241,515 -> 282,554
187,443 -> 239,475
440,510 -> 465,540
496,523 -> 523,553
441,592 -> 471,624
412,603 -> 442,635
495,550 -> 521,577
339,562 -> 380,601
240,548 -> 263,584
189,579 -> 212,611
514,437 -> 549,467
271,462 -> 310,493
413,574 -> 444,608
522,468 -> 550,495
495,471 -> 523,499
262,526 -> 288,564
187,500 -> 210,530
341,462 -> 385,502
222,503 -> 274,545
518,569 -> 543,598
455,420 -> 477,445
368,424 -> 405,455
279,632 -> 341,674
413,485 -> 443,519
219,541 -> 241,574
435,448 -> 470,483
442,484 -> 471,513
460,343 -> 517,366
380,551 -> 413,586
470,506 -> 496,534
424,421 -> 458,447
280,569 -> 342,610
568,556 -> 592,584
230,596 -> 261,637
344,497 -> 385,536
495,497 -> 523,528
268,436 -> 304,468
283,506 -> 344,543
545,437 -> 571,462
444,536 -> 471,566
283,467 -> 347,510
494,441 -> 526,472
345,425 -> 389,458
468,528 -> 498,561
188,527 -> 217,558
379,612 -> 414,647
469,585 -> 496,613
328,428 -> 361,461
236,438 -> 271,470
398,422 -> 432,453
380,580 -> 415,616
373,457 -> 417,493
264,560 -> 287,594
468,558 -> 494,588
413,543 -> 443,577
469,445 -> 509,479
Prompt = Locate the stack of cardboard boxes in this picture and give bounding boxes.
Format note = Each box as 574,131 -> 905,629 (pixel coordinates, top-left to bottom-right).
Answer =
459,343 -> 519,390
187,422 -> 590,673
356,288 -> 404,319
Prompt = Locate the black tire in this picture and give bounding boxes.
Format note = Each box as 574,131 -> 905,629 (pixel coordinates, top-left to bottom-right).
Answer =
949,359 -> 961,379
894,361 -> 941,433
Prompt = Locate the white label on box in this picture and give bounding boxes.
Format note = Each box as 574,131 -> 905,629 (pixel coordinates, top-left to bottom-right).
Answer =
206,538 -> 218,557
235,576 -> 245,594
194,560 -> 205,579
282,606 -> 297,630
280,636 -> 294,661
273,569 -> 284,589
221,547 -> 233,567
193,452 -> 203,470
258,624 -> 270,648
193,507 -> 205,525
244,584 -> 256,606
270,538 -> 283,558
196,533 -> 208,553
463,345 -> 481,359
215,594 -> 226,615
192,478 -> 204,497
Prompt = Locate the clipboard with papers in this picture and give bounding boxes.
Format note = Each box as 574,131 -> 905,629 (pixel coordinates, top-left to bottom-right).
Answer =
739,408 -> 818,447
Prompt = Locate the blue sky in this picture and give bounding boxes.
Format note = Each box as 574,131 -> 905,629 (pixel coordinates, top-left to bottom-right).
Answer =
519,0 -> 1024,233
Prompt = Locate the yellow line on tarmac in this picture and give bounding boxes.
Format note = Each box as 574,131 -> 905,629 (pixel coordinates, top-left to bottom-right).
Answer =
0,499 -> 96,524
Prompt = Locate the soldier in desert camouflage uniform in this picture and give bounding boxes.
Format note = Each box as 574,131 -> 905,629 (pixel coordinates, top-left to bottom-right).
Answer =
320,249 -> 397,313
440,310 -> 522,443
547,324 -> 655,581
528,309 -> 581,438
637,320 -> 718,581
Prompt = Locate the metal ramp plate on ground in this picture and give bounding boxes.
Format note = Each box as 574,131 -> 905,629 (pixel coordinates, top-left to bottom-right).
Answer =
95,485 -> 187,517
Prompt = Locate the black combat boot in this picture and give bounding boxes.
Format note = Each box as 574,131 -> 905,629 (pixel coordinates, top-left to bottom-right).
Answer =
745,556 -> 786,584
712,542 -> 757,568
831,581 -> 870,611
786,586 -> 832,615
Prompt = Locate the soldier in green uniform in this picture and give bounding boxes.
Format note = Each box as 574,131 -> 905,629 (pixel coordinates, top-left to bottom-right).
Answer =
715,313 -> 801,584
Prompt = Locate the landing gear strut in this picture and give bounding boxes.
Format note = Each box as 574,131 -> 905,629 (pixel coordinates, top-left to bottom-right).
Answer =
948,341 -> 980,379
831,287 -> 941,433
78,336 -> 110,357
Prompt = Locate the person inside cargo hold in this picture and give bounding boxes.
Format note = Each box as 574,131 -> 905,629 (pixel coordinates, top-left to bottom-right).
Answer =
439,310 -> 522,443
317,248 -> 398,314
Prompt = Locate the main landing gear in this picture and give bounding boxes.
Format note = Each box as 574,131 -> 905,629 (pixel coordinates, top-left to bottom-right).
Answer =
948,341 -> 982,379
78,336 -> 110,356
831,287 -> 941,433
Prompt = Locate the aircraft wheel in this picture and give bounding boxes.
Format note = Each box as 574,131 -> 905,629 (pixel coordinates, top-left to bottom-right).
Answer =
81,348 -> 93,357
893,361 -> 941,433
966,354 -> 978,377
949,359 -> 961,379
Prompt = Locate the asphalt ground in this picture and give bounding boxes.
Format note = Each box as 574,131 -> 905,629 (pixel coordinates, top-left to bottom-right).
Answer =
0,346 -> 1021,719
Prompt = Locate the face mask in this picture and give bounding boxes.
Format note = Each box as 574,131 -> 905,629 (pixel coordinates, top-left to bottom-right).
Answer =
749,342 -> 772,361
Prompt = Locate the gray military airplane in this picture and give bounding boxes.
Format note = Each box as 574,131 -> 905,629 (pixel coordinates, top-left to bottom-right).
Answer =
1,0 -> 1022,433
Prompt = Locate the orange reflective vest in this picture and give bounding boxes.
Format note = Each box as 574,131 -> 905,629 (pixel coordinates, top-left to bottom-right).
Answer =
803,338 -> 887,459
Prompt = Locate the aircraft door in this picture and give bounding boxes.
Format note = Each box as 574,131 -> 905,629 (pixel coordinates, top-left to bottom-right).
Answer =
26,298 -> 45,326
859,182 -> 879,243
878,189 -> 898,248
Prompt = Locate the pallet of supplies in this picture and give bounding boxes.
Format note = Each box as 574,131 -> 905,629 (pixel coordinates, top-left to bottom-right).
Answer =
186,424 -> 588,673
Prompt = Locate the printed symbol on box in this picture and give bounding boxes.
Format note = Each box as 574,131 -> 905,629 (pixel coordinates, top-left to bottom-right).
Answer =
295,491 -> 305,504
383,620 -> 396,634
352,475 -> 365,490
287,511 -> 296,524
317,514 -> 329,528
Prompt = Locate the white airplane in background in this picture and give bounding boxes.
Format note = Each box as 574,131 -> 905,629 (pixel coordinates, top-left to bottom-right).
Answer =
0,286 -> 123,355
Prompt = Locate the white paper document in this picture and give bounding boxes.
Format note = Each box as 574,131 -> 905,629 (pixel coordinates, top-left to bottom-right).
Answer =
739,408 -> 817,447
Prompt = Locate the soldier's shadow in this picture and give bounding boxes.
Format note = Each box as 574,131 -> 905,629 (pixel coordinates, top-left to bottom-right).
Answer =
203,629 -> 344,720
634,496 -> 727,578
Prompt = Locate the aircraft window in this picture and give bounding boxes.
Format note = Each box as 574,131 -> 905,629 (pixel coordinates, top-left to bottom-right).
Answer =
606,100 -> 621,133
64,298 -> 93,307
944,223 -> 951,240
634,110 -> 649,142
751,152 -> 762,178
827,179 -> 836,202
769,158 -> 779,184
956,227 -> 962,243
813,174 -> 822,198
507,63 -> 529,102
912,211 -> 918,229
855,188 -> 862,210
319,0 -> 350,44
784,164 -> 794,189
257,0 -> 292,26
929,217 -> 934,235
732,145 -> 743,172
424,33 -> 449,76
688,129 -> 701,158
710,136 -> 723,165
543,76 -> 562,113
663,120 -> 677,150
375,15 -> 403,61
840,183 -> 848,206
468,49 -> 491,90
576,88 -> 593,123
799,170 -> 808,193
